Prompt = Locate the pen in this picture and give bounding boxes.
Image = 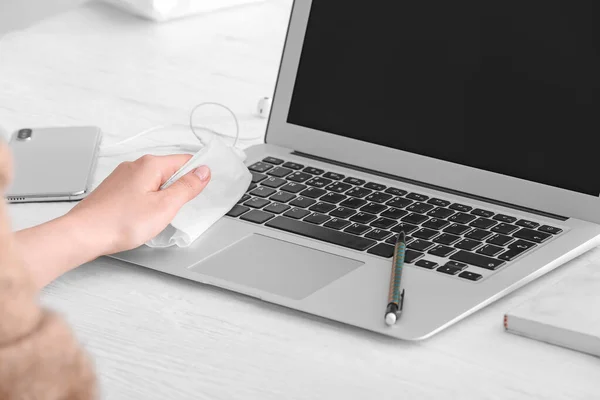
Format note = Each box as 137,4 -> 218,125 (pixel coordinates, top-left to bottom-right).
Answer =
385,231 -> 406,326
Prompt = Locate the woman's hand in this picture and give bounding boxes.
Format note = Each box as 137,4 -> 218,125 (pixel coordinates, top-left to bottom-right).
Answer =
69,154 -> 211,255
14,154 -> 211,288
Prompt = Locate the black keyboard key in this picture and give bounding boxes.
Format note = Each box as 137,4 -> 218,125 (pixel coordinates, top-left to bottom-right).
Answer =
437,266 -> 462,275
268,167 -> 293,178
306,177 -> 333,188
497,246 -> 531,261
237,194 -> 251,204
477,244 -> 504,257
326,181 -> 352,193
248,182 -> 258,192
413,228 -> 439,240
465,228 -> 493,241
324,218 -> 351,230
250,186 -> 276,198
251,172 -> 267,184
346,187 -> 373,198
448,213 -> 477,224
454,239 -> 483,251
263,203 -> 291,214
404,250 -> 424,264
300,187 -> 327,199
309,202 -> 337,214
487,234 -> 514,246
406,202 -> 435,214
406,193 -> 429,201
428,207 -> 455,219
321,192 -> 346,204
367,243 -> 395,258
249,161 -> 273,173
516,219 -> 540,229
344,177 -> 366,186
330,207 -> 357,219
443,223 -> 471,235
287,171 -> 312,183
421,218 -> 450,230
364,182 -> 386,191
385,187 -> 408,196
283,208 -> 311,220
290,196 -> 316,208
350,212 -> 377,224
433,233 -> 461,245
458,271 -> 483,281
428,245 -> 457,257
386,236 -> 398,245
449,203 -> 473,212
282,162 -> 303,170
427,198 -> 451,207
280,182 -> 306,193
323,172 -> 344,180
381,208 -> 408,220
344,223 -> 371,235
408,239 -> 435,252
303,167 -> 324,175
391,222 -> 419,234
261,177 -> 287,188
493,214 -> 517,223
270,191 -> 295,203
304,213 -> 331,225
387,197 -> 413,208
509,239 -> 537,251
263,157 -> 284,165
450,251 -> 506,270
370,217 -> 397,230
402,213 -> 429,225
415,260 -> 438,269
266,217 -> 377,251
227,205 -> 250,217
244,198 -> 270,209
471,208 -> 494,218
538,225 -> 563,235
340,198 -> 368,209
361,203 -> 387,214
445,261 -> 467,270
470,218 -> 497,229
491,223 -> 519,235
241,210 -> 275,224
366,229 -> 393,241
365,192 -> 393,204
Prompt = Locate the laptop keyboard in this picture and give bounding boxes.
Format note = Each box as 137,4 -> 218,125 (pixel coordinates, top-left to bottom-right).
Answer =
226,157 -> 565,283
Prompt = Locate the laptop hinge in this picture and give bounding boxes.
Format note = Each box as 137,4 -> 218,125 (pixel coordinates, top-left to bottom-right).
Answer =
292,151 -> 568,221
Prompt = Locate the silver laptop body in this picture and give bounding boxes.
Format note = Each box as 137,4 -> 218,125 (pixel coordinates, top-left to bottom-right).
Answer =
112,1 -> 600,340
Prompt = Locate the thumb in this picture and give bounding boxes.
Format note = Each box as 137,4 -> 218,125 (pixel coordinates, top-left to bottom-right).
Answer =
160,165 -> 211,209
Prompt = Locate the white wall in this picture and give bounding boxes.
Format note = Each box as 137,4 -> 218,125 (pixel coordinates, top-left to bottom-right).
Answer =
0,0 -> 86,34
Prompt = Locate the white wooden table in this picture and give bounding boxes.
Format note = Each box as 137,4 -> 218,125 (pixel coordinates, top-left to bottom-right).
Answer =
1,2 -> 599,399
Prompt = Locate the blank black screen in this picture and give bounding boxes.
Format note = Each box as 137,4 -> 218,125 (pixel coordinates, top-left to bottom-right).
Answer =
287,1 -> 600,196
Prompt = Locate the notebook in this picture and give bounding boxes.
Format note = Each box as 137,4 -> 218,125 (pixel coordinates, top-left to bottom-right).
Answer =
504,262 -> 600,358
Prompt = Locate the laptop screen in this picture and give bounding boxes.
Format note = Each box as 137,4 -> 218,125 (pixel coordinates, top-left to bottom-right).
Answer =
287,2 -> 600,196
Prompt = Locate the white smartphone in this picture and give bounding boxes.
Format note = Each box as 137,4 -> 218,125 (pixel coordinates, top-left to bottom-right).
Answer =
5,126 -> 102,203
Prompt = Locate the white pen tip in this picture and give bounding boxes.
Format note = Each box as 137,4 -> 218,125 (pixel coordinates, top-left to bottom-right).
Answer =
385,313 -> 397,326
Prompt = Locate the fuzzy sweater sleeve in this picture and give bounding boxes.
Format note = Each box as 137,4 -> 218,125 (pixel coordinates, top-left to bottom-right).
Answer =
0,230 -> 97,399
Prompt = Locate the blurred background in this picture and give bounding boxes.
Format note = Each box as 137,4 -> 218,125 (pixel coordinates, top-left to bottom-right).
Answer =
0,0 -> 86,35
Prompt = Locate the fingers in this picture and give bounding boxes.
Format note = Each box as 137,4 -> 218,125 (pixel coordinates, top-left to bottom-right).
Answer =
160,165 -> 211,209
133,154 -> 194,189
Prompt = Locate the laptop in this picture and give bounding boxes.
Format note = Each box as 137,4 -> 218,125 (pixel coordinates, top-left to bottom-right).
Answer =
112,1 -> 600,340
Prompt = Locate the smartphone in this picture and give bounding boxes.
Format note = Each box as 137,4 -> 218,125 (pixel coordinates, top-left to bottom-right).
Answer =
5,126 -> 102,203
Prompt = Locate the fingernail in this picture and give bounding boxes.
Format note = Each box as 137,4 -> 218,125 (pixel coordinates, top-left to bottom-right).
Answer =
194,165 -> 211,181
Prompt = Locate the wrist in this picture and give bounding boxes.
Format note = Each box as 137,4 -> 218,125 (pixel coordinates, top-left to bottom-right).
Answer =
57,211 -> 106,264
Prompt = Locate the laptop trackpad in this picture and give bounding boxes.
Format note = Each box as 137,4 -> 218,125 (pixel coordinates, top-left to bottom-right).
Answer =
189,234 -> 363,300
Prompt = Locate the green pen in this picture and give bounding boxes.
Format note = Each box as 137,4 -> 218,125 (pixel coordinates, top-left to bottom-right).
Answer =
385,231 -> 406,326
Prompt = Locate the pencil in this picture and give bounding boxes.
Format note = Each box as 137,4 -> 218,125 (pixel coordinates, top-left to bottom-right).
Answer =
385,231 -> 406,326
